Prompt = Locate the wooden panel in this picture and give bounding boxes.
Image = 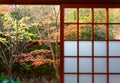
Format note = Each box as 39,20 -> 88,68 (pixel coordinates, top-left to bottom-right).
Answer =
0,0 -> 120,4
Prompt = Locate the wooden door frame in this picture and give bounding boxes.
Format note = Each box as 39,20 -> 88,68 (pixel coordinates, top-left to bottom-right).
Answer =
60,4 -> 120,83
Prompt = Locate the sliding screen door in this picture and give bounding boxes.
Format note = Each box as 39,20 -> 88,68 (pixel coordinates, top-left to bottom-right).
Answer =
61,4 -> 120,83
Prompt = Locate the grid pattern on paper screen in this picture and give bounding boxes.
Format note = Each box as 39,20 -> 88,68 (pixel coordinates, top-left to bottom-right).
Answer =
61,6 -> 120,83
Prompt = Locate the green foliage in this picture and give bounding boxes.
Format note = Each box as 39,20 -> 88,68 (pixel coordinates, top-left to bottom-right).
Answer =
94,26 -> 106,40
0,12 -> 37,43
21,63 -> 32,71
0,72 -> 5,83
15,79 -> 21,83
0,37 -> 7,44
94,9 -> 106,23
79,8 -> 91,23
79,26 -> 91,40
109,27 -> 114,40
0,73 -> 21,83
37,64 -> 56,81
11,11 -> 22,21
109,9 -> 120,23
65,9 -> 76,22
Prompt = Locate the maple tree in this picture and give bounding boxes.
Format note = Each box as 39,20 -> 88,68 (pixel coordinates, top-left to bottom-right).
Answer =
17,5 -> 60,83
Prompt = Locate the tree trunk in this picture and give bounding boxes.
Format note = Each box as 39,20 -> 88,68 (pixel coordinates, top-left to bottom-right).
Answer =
34,75 -> 37,83
8,63 -> 12,77
55,66 -> 60,83
39,75 -> 42,83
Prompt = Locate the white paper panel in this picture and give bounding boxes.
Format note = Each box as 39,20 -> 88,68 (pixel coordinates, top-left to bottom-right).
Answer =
79,75 -> 92,83
109,58 -> 120,72
94,75 -> 106,83
79,41 -> 92,56
109,41 -> 120,56
79,58 -> 92,72
64,74 -> 77,83
109,75 -> 120,83
94,58 -> 106,72
64,58 -> 77,72
94,41 -> 106,56
64,41 -> 77,56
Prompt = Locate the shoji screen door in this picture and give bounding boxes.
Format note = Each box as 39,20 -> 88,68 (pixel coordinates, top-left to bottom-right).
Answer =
60,4 -> 120,83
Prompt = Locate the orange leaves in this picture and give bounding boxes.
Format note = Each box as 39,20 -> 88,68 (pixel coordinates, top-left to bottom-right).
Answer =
18,49 -> 52,66
19,53 -> 28,57
0,5 -> 14,14
29,49 -> 51,54
64,24 -> 77,37
31,56 -> 46,66
31,60 -> 44,66
44,14 -> 54,18
31,56 -> 53,66
48,31 -> 60,39
38,39 -> 43,45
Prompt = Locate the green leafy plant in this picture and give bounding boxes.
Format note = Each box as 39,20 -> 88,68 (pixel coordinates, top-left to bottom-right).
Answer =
0,72 -> 5,83
0,73 -> 21,83
15,79 -> 21,83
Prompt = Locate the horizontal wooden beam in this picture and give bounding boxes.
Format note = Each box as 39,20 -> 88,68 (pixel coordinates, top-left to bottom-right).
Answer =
0,0 -> 120,4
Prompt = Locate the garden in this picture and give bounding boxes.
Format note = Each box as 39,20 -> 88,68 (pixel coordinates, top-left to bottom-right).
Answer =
0,5 -> 60,83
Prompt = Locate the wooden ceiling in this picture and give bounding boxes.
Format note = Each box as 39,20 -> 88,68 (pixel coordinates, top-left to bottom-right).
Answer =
0,0 -> 120,4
